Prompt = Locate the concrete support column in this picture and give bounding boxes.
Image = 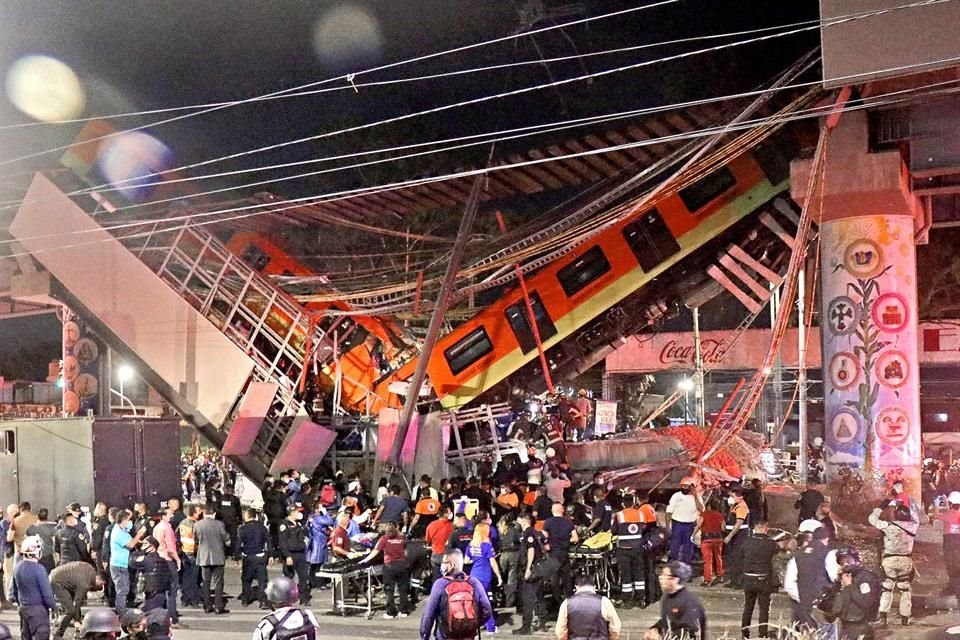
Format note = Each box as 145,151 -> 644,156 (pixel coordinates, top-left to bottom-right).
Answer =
792,111 -> 924,503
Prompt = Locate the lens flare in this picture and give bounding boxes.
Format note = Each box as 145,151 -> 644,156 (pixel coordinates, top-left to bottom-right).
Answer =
5,55 -> 86,122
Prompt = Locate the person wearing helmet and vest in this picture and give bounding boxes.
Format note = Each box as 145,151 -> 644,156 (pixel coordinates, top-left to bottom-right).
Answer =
12,535 -> 55,640
252,576 -> 319,640
939,491 -> 960,601
869,499 -> 918,626
79,608 -> 122,640
556,573 -> 622,640
613,494 -> 646,609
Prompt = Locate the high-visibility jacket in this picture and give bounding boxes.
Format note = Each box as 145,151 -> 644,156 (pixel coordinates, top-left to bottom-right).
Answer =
614,508 -> 644,549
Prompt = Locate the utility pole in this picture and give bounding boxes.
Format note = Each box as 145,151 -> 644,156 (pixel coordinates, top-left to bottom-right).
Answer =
693,307 -> 705,426
797,263 -> 808,478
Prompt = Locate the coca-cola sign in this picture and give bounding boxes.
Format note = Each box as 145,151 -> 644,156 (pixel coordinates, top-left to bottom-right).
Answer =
658,338 -> 730,366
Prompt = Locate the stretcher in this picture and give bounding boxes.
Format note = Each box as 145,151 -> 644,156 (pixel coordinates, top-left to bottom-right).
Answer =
316,558 -> 384,619
569,545 -> 617,595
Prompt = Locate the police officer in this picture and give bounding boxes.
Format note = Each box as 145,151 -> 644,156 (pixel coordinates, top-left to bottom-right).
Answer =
119,609 -> 147,640
252,577 -> 319,640
740,520 -> 781,639
830,553 -> 880,640
277,507 -> 310,606
587,487 -> 614,534
869,500 -> 918,626
237,509 -> 270,609
613,493 -> 645,609
555,573 -> 622,640
127,537 -> 172,614
217,486 -> 243,556
941,492 -> 960,599
514,512 -> 547,636
785,525 -> 836,630
56,512 -> 92,566
644,561 -> 707,640
79,608 -> 122,640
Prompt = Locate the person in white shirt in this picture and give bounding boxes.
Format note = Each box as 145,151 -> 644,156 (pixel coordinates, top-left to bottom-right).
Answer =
665,480 -> 703,563
545,471 -> 571,504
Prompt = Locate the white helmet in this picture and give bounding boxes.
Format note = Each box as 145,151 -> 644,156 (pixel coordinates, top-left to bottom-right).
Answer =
798,519 -> 823,533
948,491 -> 960,505
812,437 -> 823,447
21,535 -> 42,560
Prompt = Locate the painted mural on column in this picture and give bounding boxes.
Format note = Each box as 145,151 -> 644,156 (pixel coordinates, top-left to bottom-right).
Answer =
62,311 -> 103,416
820,214 -> 921,502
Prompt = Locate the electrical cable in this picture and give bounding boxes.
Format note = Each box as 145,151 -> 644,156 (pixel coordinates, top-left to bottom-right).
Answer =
0,0 -> 684,167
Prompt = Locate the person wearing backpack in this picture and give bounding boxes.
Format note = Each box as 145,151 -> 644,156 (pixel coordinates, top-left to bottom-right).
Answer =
419,549 -> 493,640
251,576 -> 318,640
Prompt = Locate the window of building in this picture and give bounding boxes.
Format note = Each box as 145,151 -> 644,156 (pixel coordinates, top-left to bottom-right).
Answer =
556,246 -> 611,297
505,292 -> 557,354
444,326 -> 494,375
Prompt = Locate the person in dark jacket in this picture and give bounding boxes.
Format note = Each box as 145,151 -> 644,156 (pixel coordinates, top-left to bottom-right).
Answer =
277,507 -> 310,606
555,574 -> 622,640
55,513 -> 92,567
261,479 -> 287,558
215,486 -> 242,556
644,561 -> 706,640
740,521 -> 782,639
127,537 -> 172,614
418,549 -> 493,640
12,536 -> 56,640
26,510 -> 57,574
88,503 -> 109,569
236,509 -> 270,609
50,561 -> 104,638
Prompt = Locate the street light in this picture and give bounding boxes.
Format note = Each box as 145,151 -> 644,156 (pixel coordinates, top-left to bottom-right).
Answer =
114,364 -> 137,415
678,377 -> 694,423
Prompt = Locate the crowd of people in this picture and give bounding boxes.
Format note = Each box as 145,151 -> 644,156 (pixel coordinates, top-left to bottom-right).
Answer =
0,447 -> 955,640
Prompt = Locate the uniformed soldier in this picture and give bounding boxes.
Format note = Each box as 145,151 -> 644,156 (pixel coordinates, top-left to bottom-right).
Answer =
127,537 -> 172,614
613,494 -> 645,608
739,521 -> 781,639
56,512 -> 92,566
251,577 -> 318,640
277,507 -> 310,606
869,501 -> 918,626
514,512 -> 547,635
79,608 -> 122,640
237,509 -> 270,609
940,492 -> 960,600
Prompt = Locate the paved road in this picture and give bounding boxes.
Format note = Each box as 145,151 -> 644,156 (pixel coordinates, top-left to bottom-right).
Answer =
0,563 -> 955,640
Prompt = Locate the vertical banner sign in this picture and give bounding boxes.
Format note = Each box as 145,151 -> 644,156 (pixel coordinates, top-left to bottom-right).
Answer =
820,215 -> 921,500
594,400 -> 618,436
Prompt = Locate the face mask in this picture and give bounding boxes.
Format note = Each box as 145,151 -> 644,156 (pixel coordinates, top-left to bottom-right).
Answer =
727,497 -> 736,506
681,488 -> 690,495
123,522 -> 133,531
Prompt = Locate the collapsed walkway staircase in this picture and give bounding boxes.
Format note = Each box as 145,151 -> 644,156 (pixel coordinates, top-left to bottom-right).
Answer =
11,173 -> 361,481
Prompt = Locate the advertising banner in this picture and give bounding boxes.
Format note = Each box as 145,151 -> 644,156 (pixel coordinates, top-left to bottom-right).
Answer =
594,400 -> 618,436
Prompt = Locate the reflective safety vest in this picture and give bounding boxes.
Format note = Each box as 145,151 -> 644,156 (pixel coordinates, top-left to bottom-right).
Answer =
614,508 -> 644,549
638,503 -> 657,524
415,498 -> 440,516
178,521 -> 196,556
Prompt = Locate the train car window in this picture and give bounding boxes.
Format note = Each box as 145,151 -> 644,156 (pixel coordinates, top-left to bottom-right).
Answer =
678,166 -> 736,212
557,246 -> 611,297
241,243 -> 271,271
752,140 -> 792,185
505,292 -> 558,353
444,326 -> 494,375
622,209 -> 681,272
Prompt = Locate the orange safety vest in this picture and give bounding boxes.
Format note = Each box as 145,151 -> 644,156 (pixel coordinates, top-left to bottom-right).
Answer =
415,498 -> 441,516
639,503 -> 657,524
614,508 -> 645,546
524,491 -> 537,507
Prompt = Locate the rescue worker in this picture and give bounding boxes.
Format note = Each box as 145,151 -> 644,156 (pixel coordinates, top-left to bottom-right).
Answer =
251,576 -> 319,640
940,491 -> 960,600
237,509 -> 270,609
423,505 -> 454,583
739,520 -> 780,639
12,535 -> 55,640
277,507 -> 310,606
78,608 -> 122,640
49,560 -> 104,638
555,573 -> 622,640
723,488 -> 750,589
514,512 -> 547,635
306,503 -> 335,589
587,487 -> 614,534
128,537 -> 173,613
444,512 -> 472,557
644,561 -> 706,640
869,500 -> 918,625
613,494 -> 645,608
56,512 -> 92,566
359,522 -> 410,619
408,492 -> 441,539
